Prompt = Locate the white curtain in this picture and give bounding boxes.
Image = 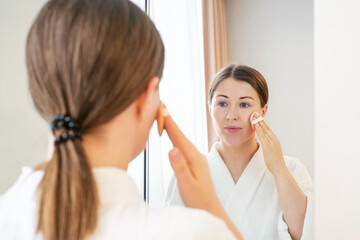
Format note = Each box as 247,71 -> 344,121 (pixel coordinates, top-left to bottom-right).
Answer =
127,0 -> 207,207
127,0 -> 146,199
147,0 -> 208,208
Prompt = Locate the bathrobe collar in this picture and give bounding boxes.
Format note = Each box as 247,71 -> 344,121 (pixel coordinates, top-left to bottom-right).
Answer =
208,141 -> 266,185
207,141 -> 267,228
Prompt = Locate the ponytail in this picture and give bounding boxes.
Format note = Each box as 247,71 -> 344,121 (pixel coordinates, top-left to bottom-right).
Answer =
27,0 -> 165,239
37,139 -> 98,240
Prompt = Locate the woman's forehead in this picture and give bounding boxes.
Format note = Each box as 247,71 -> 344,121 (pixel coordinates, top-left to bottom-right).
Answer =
215,78 -> 258,98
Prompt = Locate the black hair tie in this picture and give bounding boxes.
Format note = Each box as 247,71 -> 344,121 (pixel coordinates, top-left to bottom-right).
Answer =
51,114 -> 83,145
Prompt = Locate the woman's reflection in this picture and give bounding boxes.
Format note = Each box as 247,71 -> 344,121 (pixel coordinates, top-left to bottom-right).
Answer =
165,64 -> 314,240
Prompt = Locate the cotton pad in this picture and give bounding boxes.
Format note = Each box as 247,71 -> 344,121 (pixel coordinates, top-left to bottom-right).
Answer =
250,111 -> 263,127
157,102 -> 169,136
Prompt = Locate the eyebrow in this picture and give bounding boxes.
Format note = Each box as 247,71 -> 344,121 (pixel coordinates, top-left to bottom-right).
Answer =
215,94 -> 254,100
239,96 -> 254,100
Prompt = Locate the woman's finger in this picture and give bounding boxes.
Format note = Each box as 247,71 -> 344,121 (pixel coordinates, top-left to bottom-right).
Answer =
169,147 -> 194,186
258,120 -> 271,133
258,120 -> 277,141
250,112 -> 263,129
254,122 -> 265,136
252,111 -> 266,136
255,122 -> 271,144
255,123 -> 272,146
257,120 -> 269,135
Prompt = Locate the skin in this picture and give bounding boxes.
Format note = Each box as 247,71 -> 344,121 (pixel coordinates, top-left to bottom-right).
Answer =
76,77 -> 243,239
209,78 -> 268,182
209,78 -> 307,240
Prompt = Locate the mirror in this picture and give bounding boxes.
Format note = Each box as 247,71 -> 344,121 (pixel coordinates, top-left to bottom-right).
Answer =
0,0 -> 314,239
147,0 -> 314,239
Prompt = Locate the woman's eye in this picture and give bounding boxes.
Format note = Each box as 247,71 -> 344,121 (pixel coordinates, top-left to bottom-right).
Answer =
218,102 -> 227,107
240,103 -> 249,108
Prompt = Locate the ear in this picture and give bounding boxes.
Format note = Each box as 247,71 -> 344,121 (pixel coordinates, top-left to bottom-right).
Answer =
135,77 -> 160,117
261,104 -> 268,118
145,76 -> 160,97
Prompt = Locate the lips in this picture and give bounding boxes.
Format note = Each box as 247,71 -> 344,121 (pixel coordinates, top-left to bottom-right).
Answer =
224,126 -> 241,133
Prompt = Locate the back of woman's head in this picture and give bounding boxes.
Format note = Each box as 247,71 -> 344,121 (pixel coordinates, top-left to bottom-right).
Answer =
26,0 -> 164,239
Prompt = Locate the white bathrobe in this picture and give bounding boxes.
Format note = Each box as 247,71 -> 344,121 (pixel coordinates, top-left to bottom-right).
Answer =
165,142 -> 314,240
0,167 -> 236,240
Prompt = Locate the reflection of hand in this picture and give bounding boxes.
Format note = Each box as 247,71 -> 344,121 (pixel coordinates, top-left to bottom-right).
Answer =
252,112 -> 308,239
163,108 -> 243,240
252,112 -> 287,176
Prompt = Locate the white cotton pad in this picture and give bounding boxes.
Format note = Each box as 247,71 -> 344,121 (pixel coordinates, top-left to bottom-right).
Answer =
251,117 -> 263,125
250,111 -> 263,126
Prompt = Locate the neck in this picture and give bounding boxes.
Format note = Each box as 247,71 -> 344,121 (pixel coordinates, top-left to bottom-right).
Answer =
218,137 -> 259,182
81,121 -> 134,170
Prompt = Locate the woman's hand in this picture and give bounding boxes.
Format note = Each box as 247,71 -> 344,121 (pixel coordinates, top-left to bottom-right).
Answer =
252,112 -> 287,176
163,111 -> 221,211
252,112 -> 307,240
163,107 -> 243,240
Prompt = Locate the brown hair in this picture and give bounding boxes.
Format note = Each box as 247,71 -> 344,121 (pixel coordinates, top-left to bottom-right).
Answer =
208,64 -> 268,107
26,0 -> 164,240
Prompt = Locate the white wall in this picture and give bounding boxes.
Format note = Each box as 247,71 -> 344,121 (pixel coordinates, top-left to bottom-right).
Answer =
225,0 -> 314,176
0,0 -> 48,194
0,0 -> 148,197
315,0 -> 360,239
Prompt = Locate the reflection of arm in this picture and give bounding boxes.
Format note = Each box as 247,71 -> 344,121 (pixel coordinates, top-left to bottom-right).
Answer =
274,167 -> 307,240
253,116 -> 312,240
275,158 -> 314,240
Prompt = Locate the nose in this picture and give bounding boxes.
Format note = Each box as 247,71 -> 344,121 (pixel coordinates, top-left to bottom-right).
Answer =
226,107 -> 239,120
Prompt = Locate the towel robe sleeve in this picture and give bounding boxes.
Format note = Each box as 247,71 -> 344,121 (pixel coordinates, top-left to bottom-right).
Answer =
159,207 -> 238,240
277,157 -> 314,240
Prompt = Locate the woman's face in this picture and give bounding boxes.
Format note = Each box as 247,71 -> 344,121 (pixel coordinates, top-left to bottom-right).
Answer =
210,78 -> 267,147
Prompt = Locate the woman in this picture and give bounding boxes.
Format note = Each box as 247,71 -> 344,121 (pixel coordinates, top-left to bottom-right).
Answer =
0,0 -> 243,239
165,64 -> 314,240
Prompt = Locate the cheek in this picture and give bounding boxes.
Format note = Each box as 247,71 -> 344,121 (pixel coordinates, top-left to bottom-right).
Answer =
242,108 -> 257,130
212,108 -> 225,127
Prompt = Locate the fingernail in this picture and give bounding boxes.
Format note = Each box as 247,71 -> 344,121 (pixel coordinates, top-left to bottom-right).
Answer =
253,112 -> 260,120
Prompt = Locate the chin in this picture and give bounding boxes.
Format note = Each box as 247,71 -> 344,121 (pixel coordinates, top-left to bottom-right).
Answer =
221,132 -> 254,147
